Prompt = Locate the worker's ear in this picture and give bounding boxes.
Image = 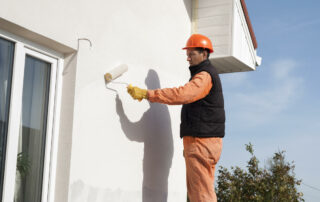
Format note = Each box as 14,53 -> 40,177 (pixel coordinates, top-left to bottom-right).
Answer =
202,50 -> 208,59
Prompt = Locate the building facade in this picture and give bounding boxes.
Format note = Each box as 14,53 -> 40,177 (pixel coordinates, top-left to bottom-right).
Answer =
0,0 -> 260,201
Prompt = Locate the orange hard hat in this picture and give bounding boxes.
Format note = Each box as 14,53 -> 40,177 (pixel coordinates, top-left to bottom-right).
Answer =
182,34 -> 214,53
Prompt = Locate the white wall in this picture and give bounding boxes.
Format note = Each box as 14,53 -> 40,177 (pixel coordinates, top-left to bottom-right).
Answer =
197,0 -> 233,57
0,0 -> 192,201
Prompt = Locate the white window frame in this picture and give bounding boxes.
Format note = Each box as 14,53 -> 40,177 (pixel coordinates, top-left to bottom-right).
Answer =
0,29 -> 63,202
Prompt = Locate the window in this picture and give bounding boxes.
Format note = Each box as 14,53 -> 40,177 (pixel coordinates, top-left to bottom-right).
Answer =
0,36 -> 15,202
0,31 -> 62,202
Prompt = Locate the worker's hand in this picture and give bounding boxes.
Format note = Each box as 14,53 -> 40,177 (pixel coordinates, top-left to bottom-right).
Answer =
127,84 -> 148,101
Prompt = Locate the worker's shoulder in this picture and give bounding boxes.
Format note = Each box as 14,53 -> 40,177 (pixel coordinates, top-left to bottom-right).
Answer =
195,71 -> 211,77
192,72 -> 213,87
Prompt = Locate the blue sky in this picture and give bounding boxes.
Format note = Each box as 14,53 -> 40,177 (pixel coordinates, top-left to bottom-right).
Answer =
218,1 -> 320,201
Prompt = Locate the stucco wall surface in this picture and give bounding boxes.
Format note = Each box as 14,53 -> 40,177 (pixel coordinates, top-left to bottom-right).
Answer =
1,0 -> 193,201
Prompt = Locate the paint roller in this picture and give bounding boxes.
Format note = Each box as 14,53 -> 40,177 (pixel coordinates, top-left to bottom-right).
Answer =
104,64 -> 129,85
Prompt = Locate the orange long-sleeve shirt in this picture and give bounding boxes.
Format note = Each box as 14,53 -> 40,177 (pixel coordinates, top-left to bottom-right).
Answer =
147,71 -> 213,105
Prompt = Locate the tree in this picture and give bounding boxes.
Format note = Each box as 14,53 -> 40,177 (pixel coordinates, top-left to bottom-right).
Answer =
216,143 -> 304,202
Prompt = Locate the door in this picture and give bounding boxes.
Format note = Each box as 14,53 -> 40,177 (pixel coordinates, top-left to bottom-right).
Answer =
0,33 -> 61,202
0,36 -> 15,202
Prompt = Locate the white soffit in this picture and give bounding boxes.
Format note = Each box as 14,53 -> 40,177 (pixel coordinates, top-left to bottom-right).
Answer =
193,0 -> 261,74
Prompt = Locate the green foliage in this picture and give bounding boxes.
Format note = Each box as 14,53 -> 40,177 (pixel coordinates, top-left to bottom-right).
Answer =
16,152 -> 30,178
216,143 -> 304,202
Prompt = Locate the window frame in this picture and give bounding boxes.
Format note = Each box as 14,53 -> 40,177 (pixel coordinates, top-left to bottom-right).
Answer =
0,29 -> 63,202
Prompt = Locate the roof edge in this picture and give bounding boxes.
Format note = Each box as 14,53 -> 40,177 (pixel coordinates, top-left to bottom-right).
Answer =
240,0 -> 258,49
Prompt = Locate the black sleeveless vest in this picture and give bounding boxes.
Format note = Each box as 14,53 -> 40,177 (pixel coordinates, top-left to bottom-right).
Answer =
180,59 -> 225,138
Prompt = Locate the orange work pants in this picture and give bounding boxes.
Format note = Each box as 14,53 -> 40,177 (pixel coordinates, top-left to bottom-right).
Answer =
183,136 -> 223,202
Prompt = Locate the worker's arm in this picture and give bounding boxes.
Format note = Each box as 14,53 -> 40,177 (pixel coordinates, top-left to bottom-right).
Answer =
147,71 -> 212,105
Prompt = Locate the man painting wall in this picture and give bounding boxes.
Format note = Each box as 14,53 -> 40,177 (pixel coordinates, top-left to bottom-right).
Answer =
127,34 -> 225,202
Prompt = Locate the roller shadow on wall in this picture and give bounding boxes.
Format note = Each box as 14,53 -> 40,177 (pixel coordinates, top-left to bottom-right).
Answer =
116,69 -> 174,202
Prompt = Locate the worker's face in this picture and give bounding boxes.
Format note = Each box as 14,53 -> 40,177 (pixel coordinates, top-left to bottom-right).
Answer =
186,48 -> 207,67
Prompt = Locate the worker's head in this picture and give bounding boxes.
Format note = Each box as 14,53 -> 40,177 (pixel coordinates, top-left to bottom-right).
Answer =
183,34 -> 213,66
186,48 -> 210,67
145,69 -> 160,89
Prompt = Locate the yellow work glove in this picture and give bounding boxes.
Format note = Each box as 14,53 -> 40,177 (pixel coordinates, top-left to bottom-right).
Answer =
127,84 -> 148,101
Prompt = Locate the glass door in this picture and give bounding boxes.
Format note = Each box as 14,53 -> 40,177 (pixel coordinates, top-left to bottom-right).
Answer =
0,32 -> 60,202
0,37 -> 15,202
14,55 -> 52,202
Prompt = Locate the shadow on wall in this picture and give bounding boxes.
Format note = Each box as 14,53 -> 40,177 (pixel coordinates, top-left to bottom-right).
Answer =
116,69 -> 174,202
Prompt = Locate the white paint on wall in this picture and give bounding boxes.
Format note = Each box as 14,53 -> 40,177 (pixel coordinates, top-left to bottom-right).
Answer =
1,0 -> 193,201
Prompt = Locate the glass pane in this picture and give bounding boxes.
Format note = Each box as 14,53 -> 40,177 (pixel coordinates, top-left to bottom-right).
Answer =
14,55 -> 51,202
0,37 -> 15,201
